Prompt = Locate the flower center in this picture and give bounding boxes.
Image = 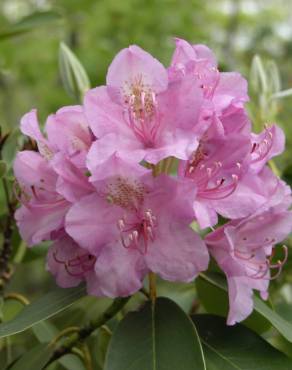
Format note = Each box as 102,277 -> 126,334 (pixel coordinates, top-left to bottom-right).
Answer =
105,176 -> 146,211
117,209 -> 157,255
122,75 -> 161,147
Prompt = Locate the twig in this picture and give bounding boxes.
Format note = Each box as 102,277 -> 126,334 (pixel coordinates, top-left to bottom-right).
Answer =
46,297 -> 130,367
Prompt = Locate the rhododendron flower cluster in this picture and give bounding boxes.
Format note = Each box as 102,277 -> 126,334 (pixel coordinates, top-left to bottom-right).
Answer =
14,39 -> 292,325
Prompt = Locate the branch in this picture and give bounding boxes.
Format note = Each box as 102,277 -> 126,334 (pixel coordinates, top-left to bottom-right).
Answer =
46,296 -> 130,367
0,181 -> 15,297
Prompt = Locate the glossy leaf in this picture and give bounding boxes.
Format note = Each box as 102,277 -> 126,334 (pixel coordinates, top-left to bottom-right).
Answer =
192,314 -> 292,370
9,343 -> 53,370
156,278 -> 197,313
199,272 -> 292,342
59,42 -> 90,102
0,285 -> 86,338
104,297 -> 206,370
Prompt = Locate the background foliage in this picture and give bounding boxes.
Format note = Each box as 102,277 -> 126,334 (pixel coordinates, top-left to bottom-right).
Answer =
0,0 -> 292,369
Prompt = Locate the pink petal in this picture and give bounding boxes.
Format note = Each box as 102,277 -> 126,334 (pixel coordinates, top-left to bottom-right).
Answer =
106,45 -> 168,100
90,240 -> 147,297
15,200 -> 70,246
84,86 -> 128,138
46,236 -> 85,288
145,221 -> 209,282
52,153 -> 94,202
65,193 -> 122,254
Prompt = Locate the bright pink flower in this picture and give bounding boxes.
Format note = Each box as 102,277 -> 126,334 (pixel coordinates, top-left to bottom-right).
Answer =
84,45 -> 205,167
66,156 -> 209,297
206,209 -> 292,325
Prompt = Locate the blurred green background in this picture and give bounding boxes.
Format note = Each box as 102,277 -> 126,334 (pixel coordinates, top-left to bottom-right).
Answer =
1,0 -> 292,368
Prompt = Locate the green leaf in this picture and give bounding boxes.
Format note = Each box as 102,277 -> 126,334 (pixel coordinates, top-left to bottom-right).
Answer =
0,11 -> 63,41
0,285 -> 86,338
96,326 -> 112,368
59,42 -> 90,102
104,297 -> 206,370
250,55 -> 268,94
156,278 -> 197,313
199,272 -> 292,342
192,314 -> 292,370
196,275 -> 271,334
9,343 -> 53,370
266,60 -> 281,93
0,160 -> 7,178
271,88 -> 292,100
32,321 -> 85,370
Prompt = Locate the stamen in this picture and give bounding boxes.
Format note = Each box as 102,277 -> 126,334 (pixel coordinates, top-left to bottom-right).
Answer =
117,209 -> 157,254
53,249 -> 96,277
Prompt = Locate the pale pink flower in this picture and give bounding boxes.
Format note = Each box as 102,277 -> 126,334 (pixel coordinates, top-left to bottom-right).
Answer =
84,45 -> 205,168
206,209 -> 292,325
65,156 -> 209,297
169,38 -> 249,136
178,129 -> 251,228
47,234 -> 96,288
14,106 -> 94,245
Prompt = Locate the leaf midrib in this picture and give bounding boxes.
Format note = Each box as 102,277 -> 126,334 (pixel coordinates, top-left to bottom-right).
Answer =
201,338 -> 242,370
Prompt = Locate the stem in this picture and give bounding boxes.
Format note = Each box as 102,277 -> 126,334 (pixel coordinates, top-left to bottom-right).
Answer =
0,213 -> 13,297
4,292 -> 29,306
149,272 -> 157,304
0,153 -> 16,296
46,297 -> 130,367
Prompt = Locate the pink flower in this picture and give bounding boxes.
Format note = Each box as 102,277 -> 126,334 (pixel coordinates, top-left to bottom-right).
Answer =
169,38 -> 249,136
65,156 -> 209,297
170,38 -> 249,109
14,106 -> 94,245
47,234 -> 96,288
14,150 -> 70,245
250,124 -> 285,173
179,130 -> 251,228
84,45 -> 205,167
206,209 -> 292,325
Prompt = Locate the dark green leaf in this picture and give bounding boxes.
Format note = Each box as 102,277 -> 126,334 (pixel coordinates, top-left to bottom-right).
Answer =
192,314 -> 292,370
104,297 -> 206,370
0,285 -> 86,338
59,42 -> 90,102
199,272 -> 292,342
9,343 -> 53,370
